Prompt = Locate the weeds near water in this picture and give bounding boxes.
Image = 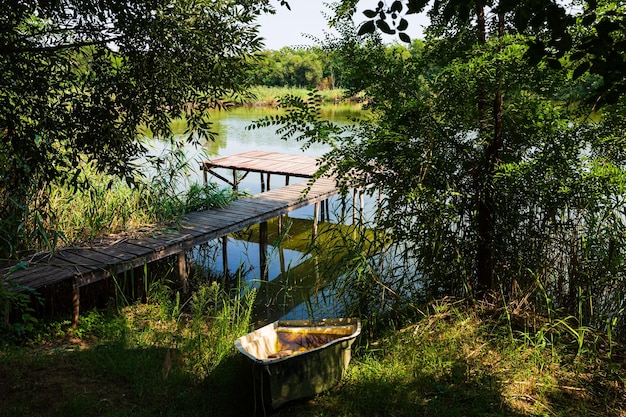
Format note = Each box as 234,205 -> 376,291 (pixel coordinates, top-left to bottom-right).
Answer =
185,280 -> 256,377
2,295 -> 626,417
10,140 -> 237,251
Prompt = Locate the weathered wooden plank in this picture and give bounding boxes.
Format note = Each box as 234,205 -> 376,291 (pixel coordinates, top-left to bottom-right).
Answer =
83,239 -> 156,257
202,151 -> 320,178
53,250 -> 102,274
4,264 -> 76,290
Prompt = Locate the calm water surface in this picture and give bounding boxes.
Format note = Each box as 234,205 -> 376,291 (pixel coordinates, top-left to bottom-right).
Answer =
151,105 -> 365,323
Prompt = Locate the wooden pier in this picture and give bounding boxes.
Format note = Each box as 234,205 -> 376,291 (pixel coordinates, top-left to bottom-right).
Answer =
201,150 -> 320,191
2,151 -> 342,327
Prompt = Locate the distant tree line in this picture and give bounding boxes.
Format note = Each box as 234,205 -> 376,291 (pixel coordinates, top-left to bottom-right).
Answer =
248,47 -> 333,89
249,42 -> 600,100
248,43 -> 424,90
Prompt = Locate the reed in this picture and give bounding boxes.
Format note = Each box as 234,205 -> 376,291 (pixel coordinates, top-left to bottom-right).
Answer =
46,143 -> 235,246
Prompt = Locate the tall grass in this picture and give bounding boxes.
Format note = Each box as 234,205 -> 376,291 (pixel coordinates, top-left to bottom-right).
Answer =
46,143 -> 236,245
79,263 -> 256,377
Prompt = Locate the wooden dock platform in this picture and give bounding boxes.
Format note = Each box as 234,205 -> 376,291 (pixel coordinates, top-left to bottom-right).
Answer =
201,150 -> 320,191
2,152 -> 340,326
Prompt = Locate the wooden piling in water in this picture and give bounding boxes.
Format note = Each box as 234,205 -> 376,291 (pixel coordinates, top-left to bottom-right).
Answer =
221,236 -> 229,280
260,221 -> 269,281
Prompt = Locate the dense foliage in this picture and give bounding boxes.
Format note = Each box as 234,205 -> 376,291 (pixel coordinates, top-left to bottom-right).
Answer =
259,0 -> 626,330
250,48 -> 327,88
0,0 -> 275,258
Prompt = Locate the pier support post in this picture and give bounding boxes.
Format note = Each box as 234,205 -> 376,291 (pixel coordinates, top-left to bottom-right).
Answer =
178,252 -> 188,294
360,192 -> 365,223
325,199 -> 330,221
71,279 -> 80,329
352,189 -> 364,224
279,247 -> 286,275
260,172 -> 265,192
222,236 -> 229,281
233,169 -> 239,192
313,202 -> 320,241
259,221 -> 269,281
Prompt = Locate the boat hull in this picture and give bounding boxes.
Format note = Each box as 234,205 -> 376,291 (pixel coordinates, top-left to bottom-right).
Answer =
235,318 -> 361,409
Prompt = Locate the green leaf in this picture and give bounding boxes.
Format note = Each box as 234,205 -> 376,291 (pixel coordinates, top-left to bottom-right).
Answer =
390,1 -> 403,13
572,61 -> 590,80
376,19 -> 395,35
357,20 -> 376,36
363,9 -> 378,18
406,0 -> 428,14
398,18 -> 409,31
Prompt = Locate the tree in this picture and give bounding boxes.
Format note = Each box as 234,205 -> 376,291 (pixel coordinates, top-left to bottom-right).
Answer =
249,47 -> 329,88
353,0 -> 626,106
339,0 -> 624,295
265,1 -> 626,323
0,0 -> 277,257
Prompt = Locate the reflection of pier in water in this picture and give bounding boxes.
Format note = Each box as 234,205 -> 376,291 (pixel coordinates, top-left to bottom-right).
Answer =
229,218 -> 362,325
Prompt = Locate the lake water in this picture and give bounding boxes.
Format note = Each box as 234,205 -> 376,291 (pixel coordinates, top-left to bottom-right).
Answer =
149,105 -> 367,324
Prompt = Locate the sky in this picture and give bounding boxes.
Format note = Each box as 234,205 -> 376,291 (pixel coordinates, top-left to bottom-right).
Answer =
257,1 -> 429,50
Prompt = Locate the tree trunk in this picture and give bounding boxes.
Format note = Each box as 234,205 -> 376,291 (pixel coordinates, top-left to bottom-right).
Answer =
475,5 -> 505,296
474,1 -> 491,296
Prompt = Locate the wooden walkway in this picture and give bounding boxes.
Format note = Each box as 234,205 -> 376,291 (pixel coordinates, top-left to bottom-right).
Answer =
2,152 -> 339,326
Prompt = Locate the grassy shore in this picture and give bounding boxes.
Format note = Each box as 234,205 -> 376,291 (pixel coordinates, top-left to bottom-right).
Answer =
246,86 -> 355,107
1,298 -> 624,417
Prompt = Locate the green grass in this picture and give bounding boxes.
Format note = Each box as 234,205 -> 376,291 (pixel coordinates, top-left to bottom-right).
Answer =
246,86 -> 352,106
1,298 -> 625,417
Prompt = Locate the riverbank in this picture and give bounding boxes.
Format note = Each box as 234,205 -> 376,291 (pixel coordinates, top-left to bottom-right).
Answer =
1,298 -> 624,417
246,86 -> 361,107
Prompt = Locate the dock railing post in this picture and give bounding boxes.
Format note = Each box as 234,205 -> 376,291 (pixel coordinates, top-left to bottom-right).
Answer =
313,202 -> 320,241
260,172 -> 265,192
233,169 -> 239,192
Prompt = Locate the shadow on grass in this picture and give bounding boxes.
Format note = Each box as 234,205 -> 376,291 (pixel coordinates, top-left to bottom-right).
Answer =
272,355 -> 527,417
2,340 -> 624,417
0,343 -> 254,417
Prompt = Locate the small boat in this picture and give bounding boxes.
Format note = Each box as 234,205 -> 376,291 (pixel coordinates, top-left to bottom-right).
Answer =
235,318 -> 361,410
